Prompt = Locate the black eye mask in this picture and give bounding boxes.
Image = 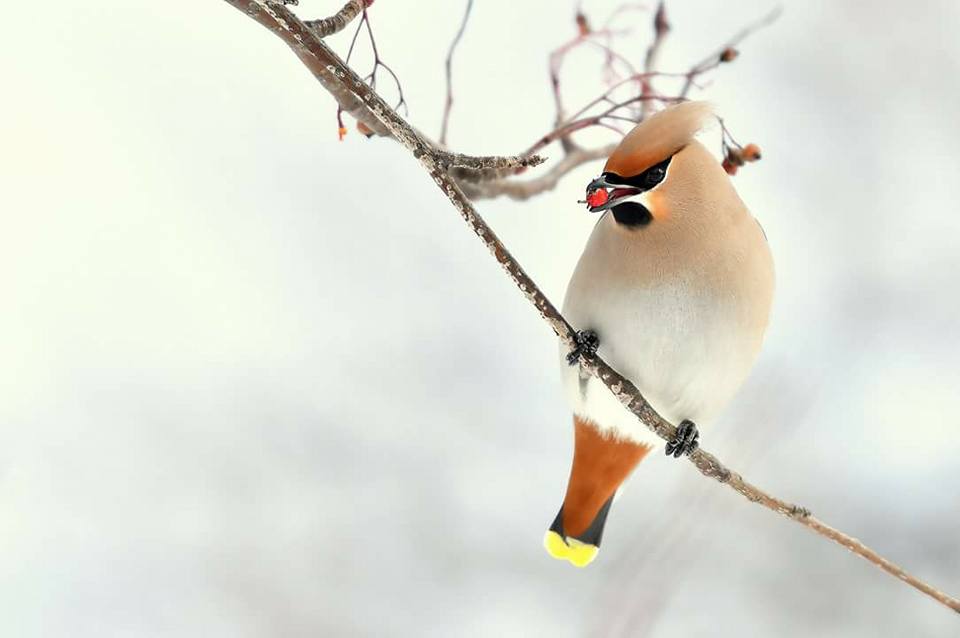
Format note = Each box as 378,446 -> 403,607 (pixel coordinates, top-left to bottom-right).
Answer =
598,156 -> 671,228
603,155 -> 672,192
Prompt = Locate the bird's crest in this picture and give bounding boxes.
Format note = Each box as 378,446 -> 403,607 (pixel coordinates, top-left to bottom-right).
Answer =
604,101 -> 714,177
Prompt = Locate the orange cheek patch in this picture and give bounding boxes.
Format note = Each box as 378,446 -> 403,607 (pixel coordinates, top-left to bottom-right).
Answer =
646,190 -> 669,221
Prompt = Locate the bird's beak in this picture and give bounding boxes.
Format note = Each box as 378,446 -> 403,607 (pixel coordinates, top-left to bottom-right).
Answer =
542,496 -> 614,568
584,175 -> 642,213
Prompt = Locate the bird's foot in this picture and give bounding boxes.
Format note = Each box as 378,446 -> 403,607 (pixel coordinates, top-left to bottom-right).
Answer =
566,330 -> 600,366
665,419 -> 700,458
789,505 -> 811,518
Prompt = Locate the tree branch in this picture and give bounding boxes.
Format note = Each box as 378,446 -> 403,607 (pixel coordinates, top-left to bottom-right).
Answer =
220,0 -> 960,615
460,143 -> 615,201
437,151 -> 545,172
304,0 -> 366,38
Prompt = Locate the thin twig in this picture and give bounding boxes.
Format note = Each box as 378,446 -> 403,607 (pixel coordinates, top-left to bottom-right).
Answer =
549,27 -> 633,122
532,3 -> 775,169
639,1 -> 670,119
461,143 -> 617,201
548,5 -> 643,154
221,0 -> 960,614
439,0 -> 473,146
679,6 -> 783,98
304,0 -> 365,38
522,93 -> 682,158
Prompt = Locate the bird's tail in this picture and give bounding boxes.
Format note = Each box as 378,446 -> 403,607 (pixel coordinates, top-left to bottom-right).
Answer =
544,415 -> 651,567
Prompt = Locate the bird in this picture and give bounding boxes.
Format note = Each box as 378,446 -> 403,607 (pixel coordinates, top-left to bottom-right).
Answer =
544,101 -> 774,567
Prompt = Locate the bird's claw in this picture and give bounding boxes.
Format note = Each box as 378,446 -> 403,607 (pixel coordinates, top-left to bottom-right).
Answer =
665,419 -> 699,458
566,330 -> 600,366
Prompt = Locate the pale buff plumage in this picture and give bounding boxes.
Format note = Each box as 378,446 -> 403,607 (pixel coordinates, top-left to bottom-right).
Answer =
546,102 -> 774,567
561,102 -> 773,446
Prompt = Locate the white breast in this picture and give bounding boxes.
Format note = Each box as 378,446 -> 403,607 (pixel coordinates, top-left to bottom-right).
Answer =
559,212 -> 772,448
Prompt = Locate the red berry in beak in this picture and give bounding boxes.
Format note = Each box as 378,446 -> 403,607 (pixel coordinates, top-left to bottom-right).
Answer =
586,188 -> 609,209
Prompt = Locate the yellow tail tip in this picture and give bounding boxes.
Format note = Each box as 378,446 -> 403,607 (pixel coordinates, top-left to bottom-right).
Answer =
543,531 -> 599,568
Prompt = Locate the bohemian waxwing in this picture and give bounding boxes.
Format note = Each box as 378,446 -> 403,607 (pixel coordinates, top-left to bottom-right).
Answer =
544,101 -> 775,567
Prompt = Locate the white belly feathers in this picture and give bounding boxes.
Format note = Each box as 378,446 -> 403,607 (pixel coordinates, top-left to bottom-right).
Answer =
559,214 -> 770,447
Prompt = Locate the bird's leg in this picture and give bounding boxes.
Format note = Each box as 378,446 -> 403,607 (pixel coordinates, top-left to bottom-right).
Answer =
566,330 -> 600,366
665,419 -> 700,458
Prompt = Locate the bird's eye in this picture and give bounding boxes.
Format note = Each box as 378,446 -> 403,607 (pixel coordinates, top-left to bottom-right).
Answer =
645,166 -> 665,186
643,157 -> 671,187
617,157 -> 672,191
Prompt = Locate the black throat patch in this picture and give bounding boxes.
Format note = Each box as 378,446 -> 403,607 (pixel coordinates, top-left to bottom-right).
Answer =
611,202 -> 653,227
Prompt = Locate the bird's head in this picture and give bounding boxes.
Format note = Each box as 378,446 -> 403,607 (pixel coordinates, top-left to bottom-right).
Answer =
584,101 -> 721,229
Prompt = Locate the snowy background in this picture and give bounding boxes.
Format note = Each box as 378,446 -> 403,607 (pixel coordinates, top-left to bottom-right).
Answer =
2,0 -> 959,635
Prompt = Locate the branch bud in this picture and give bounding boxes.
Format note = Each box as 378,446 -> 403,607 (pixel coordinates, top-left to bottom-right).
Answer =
654,2 -> 670,35
575,12 -> 590,36
719,48 -> 739,63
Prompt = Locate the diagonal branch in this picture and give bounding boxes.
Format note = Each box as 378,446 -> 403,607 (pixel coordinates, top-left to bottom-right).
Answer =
220,0 -> 960,615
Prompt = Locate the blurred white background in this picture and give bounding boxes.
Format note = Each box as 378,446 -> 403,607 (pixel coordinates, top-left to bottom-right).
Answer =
2,0 -> 959,636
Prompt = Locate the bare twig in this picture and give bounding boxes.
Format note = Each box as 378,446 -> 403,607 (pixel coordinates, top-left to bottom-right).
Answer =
439,0 -> 474,146
522,93 -> 681,158
304,0 -> 365,38
221,0 -> 960,614
533,3 -> 776,173
679,6 -> 783,98
549,26 -> 634,121
639,1 -> 670,119
548,6 -> 643,153
437,151 -> 546,172
230,0 -> 388,137
335,4 -> 406,138
461,143 -> 616,201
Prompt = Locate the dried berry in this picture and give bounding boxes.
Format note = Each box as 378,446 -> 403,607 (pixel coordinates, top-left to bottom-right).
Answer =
742,143 -> 762,161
